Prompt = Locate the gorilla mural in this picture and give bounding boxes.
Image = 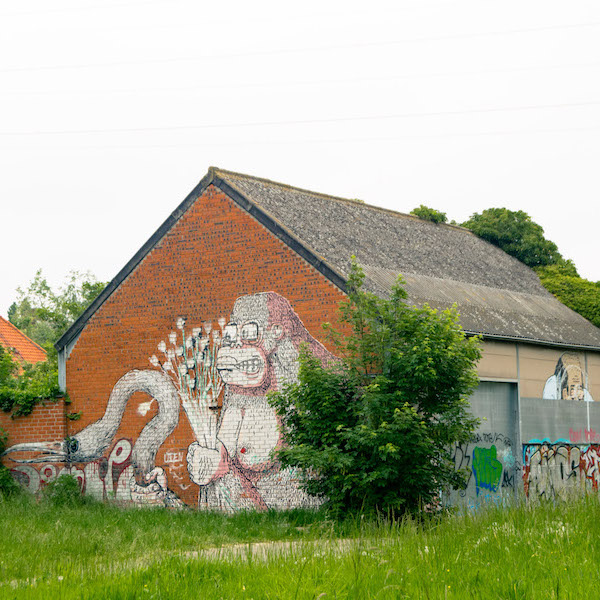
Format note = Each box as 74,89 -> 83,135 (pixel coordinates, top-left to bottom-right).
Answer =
2,292 -> 335,511
187,292 -> 335,511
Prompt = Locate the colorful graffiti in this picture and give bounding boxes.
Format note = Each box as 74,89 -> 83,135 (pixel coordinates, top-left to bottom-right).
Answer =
523,443 -> 600,499
543,352 -> 593,402
3,370 -> 183,506
452,432 -> 516,503
3,292 -> 334,511
8,438 -> 183,506
472,446 -> 503,495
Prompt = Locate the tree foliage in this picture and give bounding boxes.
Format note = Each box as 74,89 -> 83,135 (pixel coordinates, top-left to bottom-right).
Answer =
536,264 -> 600,328
462,208 -> 561,268
0,345 -> 62,417
410,205 -> 447,224
1,270 -> 105,417
8,270 -> 106,349
269,261 -> 481,515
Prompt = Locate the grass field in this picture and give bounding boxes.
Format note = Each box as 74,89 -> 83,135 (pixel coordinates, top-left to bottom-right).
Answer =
1,493 -> 599,599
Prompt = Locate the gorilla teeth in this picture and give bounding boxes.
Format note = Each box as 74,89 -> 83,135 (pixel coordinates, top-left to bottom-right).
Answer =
235,358 -> 262,374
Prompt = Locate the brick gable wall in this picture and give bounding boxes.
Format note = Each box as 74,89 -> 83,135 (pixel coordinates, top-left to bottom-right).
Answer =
15,185 -> 345,508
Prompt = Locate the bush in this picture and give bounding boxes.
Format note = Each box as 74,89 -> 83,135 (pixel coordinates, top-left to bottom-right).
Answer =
0,428 -> 22,499
410,205 -> 447,224
42,474 -> 87,507
270,260 -> 481,516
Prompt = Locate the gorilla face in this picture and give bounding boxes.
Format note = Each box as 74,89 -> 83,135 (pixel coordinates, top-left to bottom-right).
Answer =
216,319 -> 268,388
216,293 -> 278,389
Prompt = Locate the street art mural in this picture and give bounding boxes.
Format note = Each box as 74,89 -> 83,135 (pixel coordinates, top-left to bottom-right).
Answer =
523,443 -> 600,500
543,352 -> 593,402
2,292 -> 335,511
451,432 -> 517,507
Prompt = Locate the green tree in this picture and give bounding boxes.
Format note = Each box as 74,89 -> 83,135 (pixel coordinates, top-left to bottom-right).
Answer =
8,270 -> 106,350
410,205 -> 447,224
536,264 -> 600,328
269,261 -> 481,515
462,208 -> 561,268
1,270 -> 105,417
0,345 -> 17,385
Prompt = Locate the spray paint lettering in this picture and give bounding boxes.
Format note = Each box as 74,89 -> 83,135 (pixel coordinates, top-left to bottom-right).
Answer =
472,445 -> 503,495
523,443 -> 600,499
451,432 -> 516,504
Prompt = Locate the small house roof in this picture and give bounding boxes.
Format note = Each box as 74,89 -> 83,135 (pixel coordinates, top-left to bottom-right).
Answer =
56,167 -> 600,352
0,316 -> 47,364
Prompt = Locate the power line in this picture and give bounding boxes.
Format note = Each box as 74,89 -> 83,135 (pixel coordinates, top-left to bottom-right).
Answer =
1,99 -> 599,137
6,124 -> 600,151
0,0 -> 169,17
5,60 -> 600,97
1,21 -> 599,74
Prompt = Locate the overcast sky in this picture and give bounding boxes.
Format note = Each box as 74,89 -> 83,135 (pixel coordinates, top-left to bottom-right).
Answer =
1,0 -> 599,318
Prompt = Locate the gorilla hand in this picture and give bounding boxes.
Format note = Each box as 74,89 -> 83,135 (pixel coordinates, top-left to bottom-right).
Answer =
186,442 -> 224,486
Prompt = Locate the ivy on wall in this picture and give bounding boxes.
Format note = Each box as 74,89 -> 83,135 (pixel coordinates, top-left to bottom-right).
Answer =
0,346 -> 62,418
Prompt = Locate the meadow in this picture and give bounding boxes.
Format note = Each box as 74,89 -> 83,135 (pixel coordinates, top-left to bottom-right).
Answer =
1,491 -> 599,599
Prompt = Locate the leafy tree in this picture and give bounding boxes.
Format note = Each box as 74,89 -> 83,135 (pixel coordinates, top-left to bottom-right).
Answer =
8,270 -> 106,350
0,345 -> 17,385
410,205 -> 447,224
1,270 -> 104,417
536,265 -> 600,328
462,208 -> 561,268
269,261 -> 481,515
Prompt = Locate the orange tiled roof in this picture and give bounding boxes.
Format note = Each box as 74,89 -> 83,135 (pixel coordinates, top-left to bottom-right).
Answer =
0,316 -> 47,364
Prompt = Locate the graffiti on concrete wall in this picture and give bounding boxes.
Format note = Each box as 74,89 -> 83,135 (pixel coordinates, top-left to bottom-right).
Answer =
3,292 -> 334,511
523,443 -> 600,499
452,432 -> 516,504
543,352 -> 593,402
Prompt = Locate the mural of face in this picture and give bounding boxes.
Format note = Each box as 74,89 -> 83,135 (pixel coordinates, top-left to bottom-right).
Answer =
542,352 -> 594,402
216,294 -> 284,390
559,354 -> 585,401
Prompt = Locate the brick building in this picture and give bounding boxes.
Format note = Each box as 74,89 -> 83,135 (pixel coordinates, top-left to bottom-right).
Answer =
4,168 -> 600,508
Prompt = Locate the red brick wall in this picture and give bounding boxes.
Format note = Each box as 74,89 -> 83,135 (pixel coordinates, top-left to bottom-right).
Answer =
0,400 -> 66,448
1,400 -> 67,493
59,185 -> 346,508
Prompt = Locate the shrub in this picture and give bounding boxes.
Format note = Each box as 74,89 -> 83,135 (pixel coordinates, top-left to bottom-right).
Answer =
270,260 -> 481,516
410,205 -> 447,224
42,474 -> 86,507
0,428 -> 22,499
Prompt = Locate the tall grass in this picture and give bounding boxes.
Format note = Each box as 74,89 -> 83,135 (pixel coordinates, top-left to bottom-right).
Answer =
1,494 -> 599,599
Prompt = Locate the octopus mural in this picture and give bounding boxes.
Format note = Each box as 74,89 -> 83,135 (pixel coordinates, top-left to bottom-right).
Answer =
2,292 -> 335,511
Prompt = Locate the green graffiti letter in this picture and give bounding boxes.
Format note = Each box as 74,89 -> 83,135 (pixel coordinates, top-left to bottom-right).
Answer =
472,445 -> 502,495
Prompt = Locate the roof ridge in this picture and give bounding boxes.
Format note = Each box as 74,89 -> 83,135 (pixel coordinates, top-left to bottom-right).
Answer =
211,167 -> 469,232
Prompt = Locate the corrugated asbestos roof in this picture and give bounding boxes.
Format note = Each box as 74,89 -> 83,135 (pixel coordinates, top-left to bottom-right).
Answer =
216,168 -> 600,350
56,167 -> 600,351
0,316 -> 47,364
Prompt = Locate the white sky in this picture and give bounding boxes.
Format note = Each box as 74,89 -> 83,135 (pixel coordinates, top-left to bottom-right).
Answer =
1,0 -> 599,318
